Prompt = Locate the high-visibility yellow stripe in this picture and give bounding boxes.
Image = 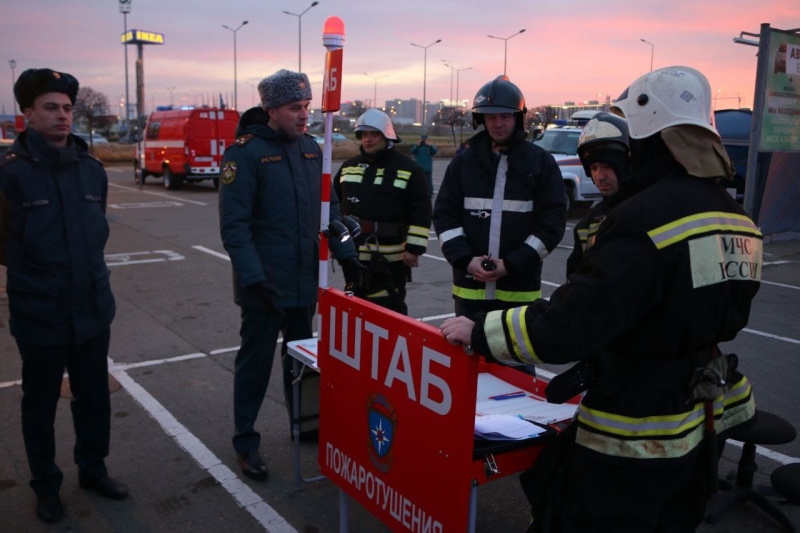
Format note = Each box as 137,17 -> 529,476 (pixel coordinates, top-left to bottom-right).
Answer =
406,234 -> 427,247
452,286 -> 541,302
648,211 -> 761,250
574,376 -> 755,459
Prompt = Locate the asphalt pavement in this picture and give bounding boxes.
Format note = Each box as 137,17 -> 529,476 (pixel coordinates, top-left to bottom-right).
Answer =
1,159 -> 798,532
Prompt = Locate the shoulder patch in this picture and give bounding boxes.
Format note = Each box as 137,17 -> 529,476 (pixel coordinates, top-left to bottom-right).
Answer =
235,134 -> 254,146
221,161 -> 237,185
0,152 -> 18,168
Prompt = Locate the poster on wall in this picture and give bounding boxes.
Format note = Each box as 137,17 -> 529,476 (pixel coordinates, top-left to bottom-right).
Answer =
760,29 -> 800,152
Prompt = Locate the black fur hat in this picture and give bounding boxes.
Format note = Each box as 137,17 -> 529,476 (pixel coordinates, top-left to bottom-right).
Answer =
14,68 -> 79,111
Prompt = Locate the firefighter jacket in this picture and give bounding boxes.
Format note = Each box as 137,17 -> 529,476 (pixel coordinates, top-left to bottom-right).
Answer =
218,107 -> 357,309
0,129 -> 115,345
565,194 -> 622,277
334,145 -> 431,263
471,168 -> 760,462
433,130 -> 566,304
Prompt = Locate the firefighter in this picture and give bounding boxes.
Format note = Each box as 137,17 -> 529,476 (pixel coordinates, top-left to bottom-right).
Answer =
565,112 -> 632,277
440,66 -> 759,531
433,75 -> 566,321
334,109 -> 431,315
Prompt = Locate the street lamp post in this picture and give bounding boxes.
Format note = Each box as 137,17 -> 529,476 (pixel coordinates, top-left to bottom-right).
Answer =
487,29 -> 525,76
167,86 -> 175,106
363,72 -> 387,109
9,60 -> 16,110
640,38 -> 654,72
410,38 -> 442,135
283,1 -> 318,72
119,0 -> 132,138
454,66 -> 472,109
442,60 -> 455,105
222,20 -> 248,111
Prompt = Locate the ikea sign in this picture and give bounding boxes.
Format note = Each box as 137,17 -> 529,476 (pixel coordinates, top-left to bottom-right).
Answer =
121,29 -> 165,45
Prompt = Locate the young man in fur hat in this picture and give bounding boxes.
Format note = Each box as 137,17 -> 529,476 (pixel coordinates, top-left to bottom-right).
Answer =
218,69 -> 363,481
0,68 -> 128,523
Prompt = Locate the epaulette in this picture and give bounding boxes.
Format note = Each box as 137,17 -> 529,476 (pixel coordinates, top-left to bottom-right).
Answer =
87,153 -> 106,167
235,134 -> 254,146
0,152 -> 18,168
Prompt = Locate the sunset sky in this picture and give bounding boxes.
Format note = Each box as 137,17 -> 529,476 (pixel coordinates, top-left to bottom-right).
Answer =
1,0 -> 796,117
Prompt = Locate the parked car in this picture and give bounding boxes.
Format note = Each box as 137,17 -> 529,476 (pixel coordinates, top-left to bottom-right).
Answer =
532,126 -> 601,211
74,131 -> 109,145
312,132 -> 349,144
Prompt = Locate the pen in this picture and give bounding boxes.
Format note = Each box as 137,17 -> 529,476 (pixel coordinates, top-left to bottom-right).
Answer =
488,391 -> 526,401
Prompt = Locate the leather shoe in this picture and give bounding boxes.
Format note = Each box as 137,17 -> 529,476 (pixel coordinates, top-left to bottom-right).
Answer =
36,493 -> 64,523
237,450 -> 268,481
79,475 -> 129,500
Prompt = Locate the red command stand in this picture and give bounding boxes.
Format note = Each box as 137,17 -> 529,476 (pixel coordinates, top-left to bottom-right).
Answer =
317,288 -> 574,532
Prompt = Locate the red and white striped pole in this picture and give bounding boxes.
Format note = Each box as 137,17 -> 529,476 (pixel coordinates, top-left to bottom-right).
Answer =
318,16 -> 345,291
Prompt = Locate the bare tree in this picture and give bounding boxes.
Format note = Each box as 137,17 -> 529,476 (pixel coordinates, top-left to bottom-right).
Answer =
73,87 -> 109,147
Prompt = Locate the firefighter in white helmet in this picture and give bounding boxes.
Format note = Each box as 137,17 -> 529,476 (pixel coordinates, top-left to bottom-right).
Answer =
440,66 -> 759,531
566,111 -> 632,276
333,109 -> 431,315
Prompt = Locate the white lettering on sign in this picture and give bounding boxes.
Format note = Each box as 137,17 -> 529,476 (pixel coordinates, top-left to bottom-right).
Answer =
328,306 -> 453,416
689,233 -> 763,288
325,443 -> 443,533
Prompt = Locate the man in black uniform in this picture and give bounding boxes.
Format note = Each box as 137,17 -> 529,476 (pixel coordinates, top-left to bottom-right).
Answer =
433,75 -> 566,320
334,108 -> 431,315
0,68 -> 128,523
440,66 -> 760,531
565,112 -> 631,277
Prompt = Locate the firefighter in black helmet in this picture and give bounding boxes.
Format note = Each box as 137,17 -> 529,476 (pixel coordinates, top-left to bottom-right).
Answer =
433,75 -> 566,320
566,112 -> 632,277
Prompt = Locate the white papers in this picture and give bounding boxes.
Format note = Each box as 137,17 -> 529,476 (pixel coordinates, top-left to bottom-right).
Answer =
474,414 -> 548,440
286,338 -> 319,370
475,373 -> 577,426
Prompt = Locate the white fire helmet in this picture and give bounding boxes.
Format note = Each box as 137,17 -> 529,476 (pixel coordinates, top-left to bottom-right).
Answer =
610,66 -> 718,140
354,108 -> 400,142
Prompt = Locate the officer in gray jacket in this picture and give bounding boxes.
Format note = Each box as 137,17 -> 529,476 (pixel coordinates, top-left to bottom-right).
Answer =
219,69 -> 363,481
0,68 -> 128,523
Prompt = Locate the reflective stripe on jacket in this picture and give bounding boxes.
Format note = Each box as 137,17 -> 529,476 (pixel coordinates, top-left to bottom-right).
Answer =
474,172 -> 761,461
433,130 -> 566,304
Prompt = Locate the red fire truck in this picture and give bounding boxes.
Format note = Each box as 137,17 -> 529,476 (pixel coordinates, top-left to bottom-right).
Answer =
135,106 -> 240,190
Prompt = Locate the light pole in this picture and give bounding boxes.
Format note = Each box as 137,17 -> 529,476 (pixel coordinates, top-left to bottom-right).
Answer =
9,60 -> 16,110
487,29 -> 525,76
283,1 -> 318,72
441,60 -> 455,106
410,38 -> 441,135
222,20 -> 248,111
363,72 -> 387,109
167,86 -> 175,106
119,0 -> 132,138
246,81 -> 257,108
454,66 -> 472,109
640,38 -> 654,72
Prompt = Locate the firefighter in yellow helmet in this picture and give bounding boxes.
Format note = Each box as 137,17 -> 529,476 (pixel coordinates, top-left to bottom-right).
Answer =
440,66 -> 759,531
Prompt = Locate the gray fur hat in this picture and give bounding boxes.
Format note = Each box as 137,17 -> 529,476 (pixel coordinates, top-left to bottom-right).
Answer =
258,69 -> 312,110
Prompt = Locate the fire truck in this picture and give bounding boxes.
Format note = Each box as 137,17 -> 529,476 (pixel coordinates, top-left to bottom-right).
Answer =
135,106 -> 240,190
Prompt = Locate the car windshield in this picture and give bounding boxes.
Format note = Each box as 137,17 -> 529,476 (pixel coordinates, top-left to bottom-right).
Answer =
533,130 -> 581,155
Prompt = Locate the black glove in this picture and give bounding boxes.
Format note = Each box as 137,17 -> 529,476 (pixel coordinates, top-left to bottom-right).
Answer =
340,257 -> 367,291
250,281 -> 284,314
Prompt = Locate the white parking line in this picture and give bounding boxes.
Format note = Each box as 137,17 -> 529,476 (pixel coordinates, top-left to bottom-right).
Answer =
109,358 -> 297,533
108,182 -> 208,206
